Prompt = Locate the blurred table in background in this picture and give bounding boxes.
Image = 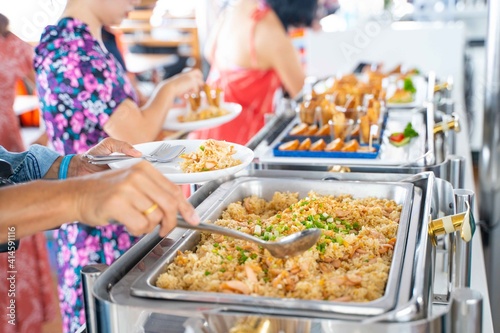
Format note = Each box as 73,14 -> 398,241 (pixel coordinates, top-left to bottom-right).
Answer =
13,95 -> 39,116
124,53 -> 179,74
115,9 -> 201,70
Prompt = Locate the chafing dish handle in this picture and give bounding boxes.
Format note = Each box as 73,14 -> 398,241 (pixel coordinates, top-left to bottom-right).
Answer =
82,264 -> 108,333
453,190 -> 476,289
451,288 -> 483,333
428,193 -> 476,248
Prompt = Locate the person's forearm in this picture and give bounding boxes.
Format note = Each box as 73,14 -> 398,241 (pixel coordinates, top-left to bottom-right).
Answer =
141,79 -> 177,117
0,180 -> 79,242
104,83 -> 176,144
42,156 -> 62,179
43,155 -> 84,179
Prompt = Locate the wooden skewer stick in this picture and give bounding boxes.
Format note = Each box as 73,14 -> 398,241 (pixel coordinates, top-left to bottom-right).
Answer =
203,84 -> 215,106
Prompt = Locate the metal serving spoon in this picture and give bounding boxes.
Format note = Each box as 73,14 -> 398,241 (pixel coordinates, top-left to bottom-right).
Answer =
177,217 -> 322,258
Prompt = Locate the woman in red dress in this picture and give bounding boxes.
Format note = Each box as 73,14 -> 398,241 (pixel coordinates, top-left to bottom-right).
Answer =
190,0 -> 318,145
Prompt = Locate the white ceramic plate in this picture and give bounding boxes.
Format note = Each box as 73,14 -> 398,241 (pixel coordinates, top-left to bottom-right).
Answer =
163,102 -> 242,131
385,75 -> 427,109
108,140 -> 254,184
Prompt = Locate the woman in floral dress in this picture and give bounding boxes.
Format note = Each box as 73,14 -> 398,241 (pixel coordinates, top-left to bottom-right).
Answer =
33,1 -> 203,332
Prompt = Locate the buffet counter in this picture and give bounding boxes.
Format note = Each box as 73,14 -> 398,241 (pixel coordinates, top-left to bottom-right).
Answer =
79,107 -> 492,332
249,105 -> 492,332
78,67 -> 493,331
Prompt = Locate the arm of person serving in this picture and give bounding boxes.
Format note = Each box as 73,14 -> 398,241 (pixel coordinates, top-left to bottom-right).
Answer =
0,138 -> 199,242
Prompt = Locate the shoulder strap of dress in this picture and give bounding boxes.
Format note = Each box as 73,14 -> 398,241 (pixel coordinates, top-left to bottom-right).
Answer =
249,2 -> 271,67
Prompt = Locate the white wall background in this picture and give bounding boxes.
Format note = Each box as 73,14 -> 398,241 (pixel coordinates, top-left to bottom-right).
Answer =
0,0 -> 67,42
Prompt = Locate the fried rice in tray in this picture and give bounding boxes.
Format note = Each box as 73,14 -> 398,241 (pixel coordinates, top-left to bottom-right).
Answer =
156,191 -> 401,302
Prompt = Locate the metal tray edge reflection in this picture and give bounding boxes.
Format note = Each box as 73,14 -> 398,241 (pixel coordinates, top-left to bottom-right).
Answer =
130,177 -> 415,317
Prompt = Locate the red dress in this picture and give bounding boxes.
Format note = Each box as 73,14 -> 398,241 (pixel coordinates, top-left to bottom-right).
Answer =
0,33 -> 32,152
0,33 -> 58,333
190,4 -> 282,145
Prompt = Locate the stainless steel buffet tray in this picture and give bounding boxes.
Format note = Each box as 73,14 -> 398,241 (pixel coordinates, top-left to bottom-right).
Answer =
130,177 -> 416,317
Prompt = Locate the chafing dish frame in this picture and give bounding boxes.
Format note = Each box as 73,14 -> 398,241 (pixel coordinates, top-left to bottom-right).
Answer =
130,177 -> 415,317
83,171 -> 466,333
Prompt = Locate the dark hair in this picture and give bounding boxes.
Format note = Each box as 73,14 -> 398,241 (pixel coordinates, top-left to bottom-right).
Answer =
265,0 -> 318,30
0,13 -> 9,37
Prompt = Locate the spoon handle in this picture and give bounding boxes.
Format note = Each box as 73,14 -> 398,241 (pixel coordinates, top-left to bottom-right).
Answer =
176,216 -> 264,245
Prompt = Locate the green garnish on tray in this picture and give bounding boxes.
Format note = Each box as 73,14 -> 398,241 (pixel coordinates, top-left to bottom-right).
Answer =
403,78 -> 416,93
389,122 -> 419,147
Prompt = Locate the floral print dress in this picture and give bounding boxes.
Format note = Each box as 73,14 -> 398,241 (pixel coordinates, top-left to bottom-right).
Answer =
34,17 -> 139,333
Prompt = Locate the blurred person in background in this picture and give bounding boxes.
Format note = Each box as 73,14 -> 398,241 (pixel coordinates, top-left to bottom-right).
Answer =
0,12 -> 58,333
0,13 -> 36,152
33,0 -> 203,332
190,0 -> 318,145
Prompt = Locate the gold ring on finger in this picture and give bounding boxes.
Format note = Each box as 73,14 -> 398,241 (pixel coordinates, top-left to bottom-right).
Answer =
142,203 -> 158,216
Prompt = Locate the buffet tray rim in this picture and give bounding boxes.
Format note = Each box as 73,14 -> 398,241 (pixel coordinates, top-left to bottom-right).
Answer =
130,176 -> 417,317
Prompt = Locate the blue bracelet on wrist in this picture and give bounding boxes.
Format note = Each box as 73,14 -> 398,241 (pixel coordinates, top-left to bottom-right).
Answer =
58,154 -> 75,180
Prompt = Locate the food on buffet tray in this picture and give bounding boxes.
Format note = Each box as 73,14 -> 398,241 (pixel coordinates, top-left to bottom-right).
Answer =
387,78 -> 417,104
387,90 -> 414,104
288,123 -> 323,137
310,138 -> 327,151
389,122 -> 419,147
298,138 -> 311,150
315,124 -> 330,136
156,191 -> 401,302
370,63 -> 420,77
305,124 -> 318,136
178,84 -> 229,122
278,139 -> 300,151
331,112 -> 353,140
179,139 -> 242,172
300,72 -> 386,127
387,64 -> 402,75
289,123 -> 332,137
357,146 -> 377,153
359,115 -> 371,143
297,77 -> 386,147
324,138 -> 343,152
278,137 -> 373,155
305,64 -> 422,121
386,64 -> 421,80
402,77 -> 417,93
178,105 -> 230,122
298,102 -> 316,124
289,123 -> 309,136
367,99 -> 381,124
341,139 -> 360,152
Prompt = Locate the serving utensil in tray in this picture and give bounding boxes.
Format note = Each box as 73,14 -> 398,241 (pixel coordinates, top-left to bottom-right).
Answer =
176,217 -> 322,258
130,176 -> 417,318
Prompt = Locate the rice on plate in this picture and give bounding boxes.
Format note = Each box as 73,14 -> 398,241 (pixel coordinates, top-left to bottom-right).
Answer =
179,139 -> 242,173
